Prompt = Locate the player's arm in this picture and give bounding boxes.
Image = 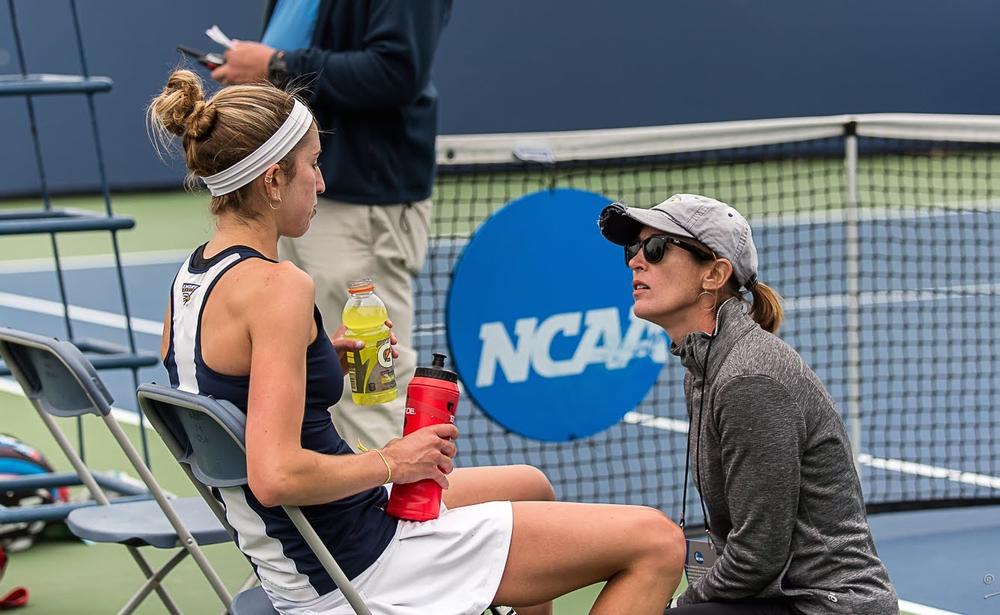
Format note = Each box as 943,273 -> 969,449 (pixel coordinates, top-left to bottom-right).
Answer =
243,262 -> 455,507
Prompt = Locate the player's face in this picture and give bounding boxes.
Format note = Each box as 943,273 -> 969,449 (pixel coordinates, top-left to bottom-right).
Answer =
277,127 -> 324,238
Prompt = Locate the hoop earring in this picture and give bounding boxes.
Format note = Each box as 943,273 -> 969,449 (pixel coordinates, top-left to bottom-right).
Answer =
266,192 -> 281,211
697,290 -> 718,312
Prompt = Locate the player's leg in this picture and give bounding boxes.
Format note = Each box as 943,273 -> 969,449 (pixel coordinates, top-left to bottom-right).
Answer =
443,466 -> 683,615
496,500 -> 684,614
444,466 -> 557,615
444,465 -> 555,509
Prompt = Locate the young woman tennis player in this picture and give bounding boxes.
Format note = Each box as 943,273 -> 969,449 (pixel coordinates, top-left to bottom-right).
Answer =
599,194 -> 898,614
148,69 -> 686,615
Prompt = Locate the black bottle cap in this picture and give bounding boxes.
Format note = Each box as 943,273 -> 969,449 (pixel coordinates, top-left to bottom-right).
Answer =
415,352 -> 458,382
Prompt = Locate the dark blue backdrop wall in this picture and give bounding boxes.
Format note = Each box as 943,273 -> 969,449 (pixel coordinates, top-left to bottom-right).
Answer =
1,0 -> 998,196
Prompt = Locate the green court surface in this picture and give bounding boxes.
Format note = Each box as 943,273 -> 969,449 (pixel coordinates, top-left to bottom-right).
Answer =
1,192 -> 214,259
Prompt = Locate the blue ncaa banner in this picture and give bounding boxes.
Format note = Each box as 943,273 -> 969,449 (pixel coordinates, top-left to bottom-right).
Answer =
447,188 -> 666,442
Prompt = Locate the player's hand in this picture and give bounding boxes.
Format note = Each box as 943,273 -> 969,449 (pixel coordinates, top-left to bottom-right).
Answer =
384,319 -> 399,360
330,323 -> 359,373
211,41 -> 273,85
330,320 -> 398,373
381,424 -> 459,488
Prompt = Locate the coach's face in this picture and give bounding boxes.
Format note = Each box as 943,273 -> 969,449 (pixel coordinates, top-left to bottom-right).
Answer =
628,226 -> 709,328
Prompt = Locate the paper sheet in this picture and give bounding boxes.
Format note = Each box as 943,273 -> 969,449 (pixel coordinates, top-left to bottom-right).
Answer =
205,25 -> 233,49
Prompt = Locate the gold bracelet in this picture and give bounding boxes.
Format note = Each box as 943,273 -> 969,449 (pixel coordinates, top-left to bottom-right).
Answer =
358,441 -> 392,485
372,449 -> 392,485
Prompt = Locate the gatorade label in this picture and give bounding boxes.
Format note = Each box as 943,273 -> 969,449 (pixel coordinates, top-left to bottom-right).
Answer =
347,335 -> 397,394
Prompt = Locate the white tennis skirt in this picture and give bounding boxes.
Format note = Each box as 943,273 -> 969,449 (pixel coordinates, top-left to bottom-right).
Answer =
268,499 -> 514,615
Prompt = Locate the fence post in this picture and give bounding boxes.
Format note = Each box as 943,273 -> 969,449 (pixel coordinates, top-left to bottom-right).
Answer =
843,121 -> 862,469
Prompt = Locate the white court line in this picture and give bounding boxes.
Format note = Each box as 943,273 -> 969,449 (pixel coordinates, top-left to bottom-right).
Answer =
0,291 -> 163,336
753,200 -> 1000,229
0,249 -> 191,274
0,376 -> 144,427
0,242 -> 480,274
784,282 -> 1000,311
413,323 -> 447,337
896,600 -> 962,615
0,241 -> 470,275
624,411 -> 1000,491
857,454 -> 1000,490
0,289 -> 445,338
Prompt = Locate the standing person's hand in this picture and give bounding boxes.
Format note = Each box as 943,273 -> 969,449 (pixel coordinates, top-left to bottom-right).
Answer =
211,41 -> 274,85
381,424 -> 458,488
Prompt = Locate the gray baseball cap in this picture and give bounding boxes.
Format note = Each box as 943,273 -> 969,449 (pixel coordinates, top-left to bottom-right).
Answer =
598,193 -> 759,289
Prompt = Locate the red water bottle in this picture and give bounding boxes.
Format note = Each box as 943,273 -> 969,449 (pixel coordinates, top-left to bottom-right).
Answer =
386,352 -> 459,521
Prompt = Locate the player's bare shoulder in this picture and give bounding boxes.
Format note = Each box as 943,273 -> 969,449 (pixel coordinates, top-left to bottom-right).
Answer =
237,259 -> 314,313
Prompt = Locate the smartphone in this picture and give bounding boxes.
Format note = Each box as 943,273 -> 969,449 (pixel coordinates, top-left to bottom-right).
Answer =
176,45 -> 225,70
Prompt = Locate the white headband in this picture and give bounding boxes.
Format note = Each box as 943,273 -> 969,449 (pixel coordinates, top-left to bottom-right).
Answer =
200,99 -> 313,197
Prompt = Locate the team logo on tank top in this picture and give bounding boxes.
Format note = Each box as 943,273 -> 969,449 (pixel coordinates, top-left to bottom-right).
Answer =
181,283 -> 201,305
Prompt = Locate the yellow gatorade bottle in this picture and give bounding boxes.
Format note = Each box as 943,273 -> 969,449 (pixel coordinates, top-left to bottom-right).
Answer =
343,278 -> 398,405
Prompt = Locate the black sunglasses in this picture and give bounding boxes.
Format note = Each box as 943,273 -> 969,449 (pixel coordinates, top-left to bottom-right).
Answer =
624,234 -> 714,265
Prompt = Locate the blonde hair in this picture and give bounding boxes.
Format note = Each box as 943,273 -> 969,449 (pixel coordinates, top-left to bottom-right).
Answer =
147,70 -> 309,219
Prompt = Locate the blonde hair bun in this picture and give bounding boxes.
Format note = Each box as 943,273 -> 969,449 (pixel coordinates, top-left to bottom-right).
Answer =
151,70 -> 217,139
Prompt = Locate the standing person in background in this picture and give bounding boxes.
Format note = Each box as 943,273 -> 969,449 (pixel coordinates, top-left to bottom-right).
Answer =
210,0 -> 451,450
598,194 -> 898,614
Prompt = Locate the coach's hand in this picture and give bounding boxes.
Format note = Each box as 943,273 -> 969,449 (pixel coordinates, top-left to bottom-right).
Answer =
381,424 -> 458,488
211,41 -> 272,85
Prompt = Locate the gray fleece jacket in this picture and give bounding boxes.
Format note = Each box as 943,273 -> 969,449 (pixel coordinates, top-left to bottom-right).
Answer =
673,299 -> 898,615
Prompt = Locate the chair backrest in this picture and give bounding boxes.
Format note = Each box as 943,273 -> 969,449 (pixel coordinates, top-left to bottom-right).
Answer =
136,384 -> 250,489
0,329 -> 238,610
0,327 -> 113,418
136,383 -> 372,615
0,327 -> 152,513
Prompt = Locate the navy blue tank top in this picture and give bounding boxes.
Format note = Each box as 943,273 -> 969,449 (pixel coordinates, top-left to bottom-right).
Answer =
164,244 -> 397,601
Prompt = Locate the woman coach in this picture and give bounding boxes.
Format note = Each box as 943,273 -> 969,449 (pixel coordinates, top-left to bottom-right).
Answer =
599,194 -> 898,614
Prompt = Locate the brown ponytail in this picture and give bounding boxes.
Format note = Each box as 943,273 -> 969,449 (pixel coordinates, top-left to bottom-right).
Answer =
747,281 -> 783,334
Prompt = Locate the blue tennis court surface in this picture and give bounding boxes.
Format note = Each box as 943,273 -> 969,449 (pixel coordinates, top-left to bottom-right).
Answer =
869,505 -> 1000,614
1,209 -> 998,613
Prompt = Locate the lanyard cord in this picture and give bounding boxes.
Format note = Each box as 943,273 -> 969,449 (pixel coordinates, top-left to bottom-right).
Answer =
678,334 -> 715,534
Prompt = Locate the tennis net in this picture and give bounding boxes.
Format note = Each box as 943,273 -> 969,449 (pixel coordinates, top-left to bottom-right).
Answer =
418,114 -> 1000,521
